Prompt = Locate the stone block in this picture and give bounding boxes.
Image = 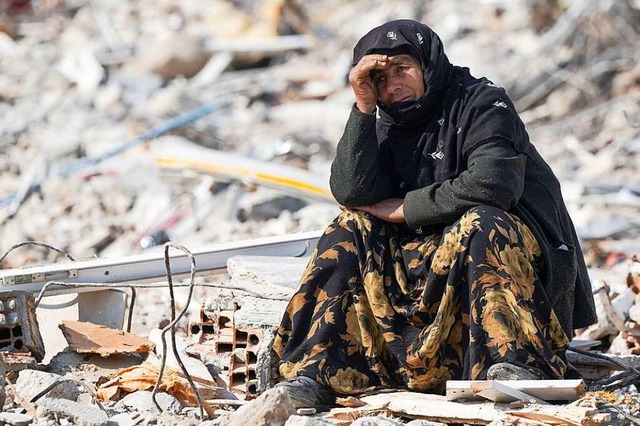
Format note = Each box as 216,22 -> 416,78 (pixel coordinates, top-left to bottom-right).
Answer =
15,370 -> 79,402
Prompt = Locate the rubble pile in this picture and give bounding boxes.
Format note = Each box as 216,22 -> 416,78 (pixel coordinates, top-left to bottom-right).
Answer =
0,0 -> 640,424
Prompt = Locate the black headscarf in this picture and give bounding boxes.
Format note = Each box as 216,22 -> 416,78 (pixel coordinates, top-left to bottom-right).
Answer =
351,19 -> 531,188
353,19 -> 453,129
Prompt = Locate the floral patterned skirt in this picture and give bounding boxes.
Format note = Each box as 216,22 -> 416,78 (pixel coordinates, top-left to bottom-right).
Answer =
273,206 -> 570,395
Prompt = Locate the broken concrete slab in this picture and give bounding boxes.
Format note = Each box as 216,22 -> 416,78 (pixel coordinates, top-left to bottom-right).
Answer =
0,412 -> 34,426
233,295 -> 289,329
107,412 -> 143,426
224,387 -> 296,426
15,369 -> 79,402
227,255 -> 309,293
35,397 -> 109,426
354,392 -> 500,425
47,351 -> 144,384
153,411 -> 201,426
59,320 -> 155,357
115,390 -> 181,415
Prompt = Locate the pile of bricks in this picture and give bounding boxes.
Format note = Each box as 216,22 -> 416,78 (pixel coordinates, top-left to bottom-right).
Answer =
188,304 -> 270,398
0,291 -> 44,365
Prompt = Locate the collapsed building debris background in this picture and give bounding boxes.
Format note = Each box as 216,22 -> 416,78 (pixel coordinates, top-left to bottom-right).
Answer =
0,0 -> 640,424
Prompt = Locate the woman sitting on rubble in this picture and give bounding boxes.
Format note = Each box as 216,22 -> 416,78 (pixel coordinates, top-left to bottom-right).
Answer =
272,19 -> 597,408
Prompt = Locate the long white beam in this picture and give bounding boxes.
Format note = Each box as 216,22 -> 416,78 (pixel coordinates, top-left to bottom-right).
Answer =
0,231 -> 321,294
153,137 -> 333,202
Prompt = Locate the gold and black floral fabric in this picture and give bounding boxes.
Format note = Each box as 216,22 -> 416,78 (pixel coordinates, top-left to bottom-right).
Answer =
273,206 -> 570,395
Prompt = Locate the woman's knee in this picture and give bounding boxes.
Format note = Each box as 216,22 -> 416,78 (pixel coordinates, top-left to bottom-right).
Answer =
461,205 -> 511,224
455,205 -> 524,246
461,205 -> 538,251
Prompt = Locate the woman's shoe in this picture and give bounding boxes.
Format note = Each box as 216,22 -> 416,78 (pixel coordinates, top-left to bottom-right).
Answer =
486,362 -> 547,380
274,376 -> 336,409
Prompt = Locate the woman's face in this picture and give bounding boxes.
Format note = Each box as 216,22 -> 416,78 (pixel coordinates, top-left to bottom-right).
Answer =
370,54 -> 425,106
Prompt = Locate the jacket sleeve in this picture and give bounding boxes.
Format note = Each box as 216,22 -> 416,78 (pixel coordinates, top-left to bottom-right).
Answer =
330,106 -> 397,206
403,140 -> 527,227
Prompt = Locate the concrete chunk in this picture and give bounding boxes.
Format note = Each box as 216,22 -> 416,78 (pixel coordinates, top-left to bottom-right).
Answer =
115,391 -> 181,415
225,388 -> 296,426
0,412 -> 34,426
107,413 -> 141,426
15,370 -> 79,402
36,398 -> 109,426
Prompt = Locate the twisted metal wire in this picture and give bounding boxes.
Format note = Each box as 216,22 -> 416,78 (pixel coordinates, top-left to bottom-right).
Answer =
151,242 -> 206,419
0,241 -> 76,266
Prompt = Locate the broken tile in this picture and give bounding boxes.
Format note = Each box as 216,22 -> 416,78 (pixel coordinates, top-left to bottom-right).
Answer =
59,320 -> 155,358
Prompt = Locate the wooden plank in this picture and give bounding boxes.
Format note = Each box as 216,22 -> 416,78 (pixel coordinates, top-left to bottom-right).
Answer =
359,392 -> 501,424
505,405 -> 602,426
447,379 -> 586,402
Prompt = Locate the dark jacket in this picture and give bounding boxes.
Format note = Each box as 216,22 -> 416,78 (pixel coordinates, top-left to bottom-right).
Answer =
330,82 -> 597,335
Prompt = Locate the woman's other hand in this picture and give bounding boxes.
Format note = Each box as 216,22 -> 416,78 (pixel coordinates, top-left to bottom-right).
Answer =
356,198 -> 405,223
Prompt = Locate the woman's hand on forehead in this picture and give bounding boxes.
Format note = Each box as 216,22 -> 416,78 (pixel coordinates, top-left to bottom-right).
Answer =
349,54 -> 424,113
349,54 -> 389,114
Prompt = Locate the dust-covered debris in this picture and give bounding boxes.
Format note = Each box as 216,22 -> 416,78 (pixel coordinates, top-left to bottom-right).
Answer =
1,0 -> 640,424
